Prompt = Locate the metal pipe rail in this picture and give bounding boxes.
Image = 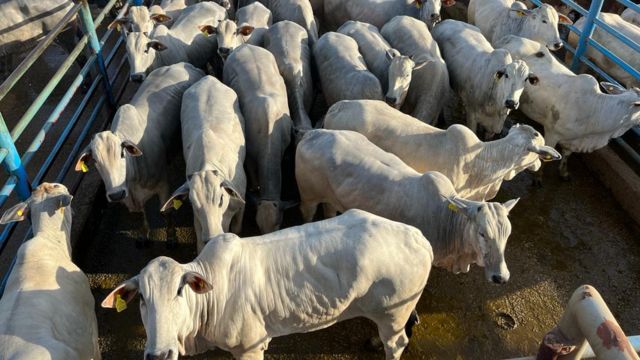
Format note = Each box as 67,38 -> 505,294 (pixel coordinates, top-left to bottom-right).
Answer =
0,0 -> 134,295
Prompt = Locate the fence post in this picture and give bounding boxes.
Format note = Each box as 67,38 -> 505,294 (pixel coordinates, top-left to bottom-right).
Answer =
78,0 -> 116,106
570,0 -> 604,72
0,113 -> 30,200
133,0 -> 143,5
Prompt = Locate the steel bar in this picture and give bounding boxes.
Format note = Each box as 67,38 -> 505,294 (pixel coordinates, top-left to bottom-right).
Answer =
570,0 -> 604,71
0,114 -> 30,200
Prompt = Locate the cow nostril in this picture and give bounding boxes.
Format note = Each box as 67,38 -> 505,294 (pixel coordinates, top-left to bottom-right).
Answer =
505,100 -> 517,109
492,275 -> 504,284
554,42 -> 563,50
385,96 -> 397,105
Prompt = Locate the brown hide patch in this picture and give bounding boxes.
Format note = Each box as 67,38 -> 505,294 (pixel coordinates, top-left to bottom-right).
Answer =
596,319 -> 636,357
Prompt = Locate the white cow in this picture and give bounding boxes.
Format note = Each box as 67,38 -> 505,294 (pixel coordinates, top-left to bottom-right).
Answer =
381,16 -> 451,124
296,129 -> 519,282
498,35 -> 640,178
468,0 -> 572,50
264,21 -> 314,132
76,62 -> 205,246
314,32 -> 383,108
0,0 -> 79,75
223,44 -> 293,234
237,0 -> 318,45
432,20 -> 539,138
124,2 -> 227,81
338,20 -> 430,111
201,2 -> 272,61
324,100 -> 561,200
109,6 -> 157,34
102,209 -> 433,360
0,183 -> 100,360
568,12 -> 640,88
161,76 -> 247,252
621,7 -> 640,27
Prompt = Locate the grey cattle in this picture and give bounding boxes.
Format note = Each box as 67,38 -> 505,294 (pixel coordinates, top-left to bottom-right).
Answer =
201,2 -> 272,61
338,20 -> 430,110
161,76 -> 247,252
432,20 -> 538,137
314,32 -> 383,108
468,0 -> 572,50
0,184 -> 100,360
76,63 -> 205,246
568,13 -> 640,88
324,100 -> 560,201
498,35 -> 640,178
103,210 -> 432,360
237,0 -> 318,46
297,130 -> 518,282
381,16 -> 451,124
125,2 -> 227,81
264,21 -> 313,132
223,44 -> 292,234
318,0 -> 417,31
0,0 -> 79,75
109,6 -> 156,34
622,8 -> 640,27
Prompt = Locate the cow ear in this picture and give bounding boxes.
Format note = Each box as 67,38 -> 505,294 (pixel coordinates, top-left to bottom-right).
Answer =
0,201 -> 30,224
600,81 -> 626,95
386,48 -> 400,61
75,144 -> 93,172
101,277 -> 139,310
443,0 -> 456,7
411,0 -> 423,8
147,40 -> 168,52
199,24 -> 217,36
510,8 -> 531,17
160,182 -> 190,213
182,272 -> 213,294
121,140 -> 143,157
412,55 -> 433,70
503,198 -> 520,213
527,73 -> 540,85
221,180 -> 245,204
237,25 -> 255,36
108,17 -> 130,31
527,144 -> 562,161
446,197 -> 480,219
150,13 -> 172,23
558,13 -> 573,25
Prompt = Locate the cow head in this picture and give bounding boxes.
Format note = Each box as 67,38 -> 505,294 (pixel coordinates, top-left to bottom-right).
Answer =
507,124 -> 561,173
491,56 -> 537,132
199,20 -> 254,61
385,49 -> 431,109
0,183 -> 73,237
102,257 -> 213,360
75,118 -> 143,203
600,82 -> 640,124
509,3 -> 572,51
161,170 -> 244,246
255,200 -> 298,234
126,30 -> 168,82
415,0 -> 455,29
447,197 -> 518,284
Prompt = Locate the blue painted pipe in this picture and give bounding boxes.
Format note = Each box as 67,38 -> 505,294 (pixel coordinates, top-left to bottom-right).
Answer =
0,114 -> 30,200
571,0 -> 604,72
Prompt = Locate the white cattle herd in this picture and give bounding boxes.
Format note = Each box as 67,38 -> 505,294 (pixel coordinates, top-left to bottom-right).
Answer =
0,0 -> 639,358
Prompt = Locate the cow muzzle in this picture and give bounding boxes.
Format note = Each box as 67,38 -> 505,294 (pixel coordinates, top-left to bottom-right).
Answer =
491,274 -> 507,284
550,41 -> 563,51
218,47 -> 231,60
107,189 -> 127,202
130,73 -> 146,82
505,99 -> 518,110
144,350 -> 175,360
385,96 -> 399,108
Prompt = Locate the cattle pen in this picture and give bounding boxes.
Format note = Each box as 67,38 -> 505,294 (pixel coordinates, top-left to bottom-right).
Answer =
0,0 -> 639,359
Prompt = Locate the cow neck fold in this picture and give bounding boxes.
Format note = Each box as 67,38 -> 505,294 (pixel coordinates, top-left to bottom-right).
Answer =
30,204 -> 73,261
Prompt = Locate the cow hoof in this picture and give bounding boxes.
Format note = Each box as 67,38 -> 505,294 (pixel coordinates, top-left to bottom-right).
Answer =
364,336 -> 383,352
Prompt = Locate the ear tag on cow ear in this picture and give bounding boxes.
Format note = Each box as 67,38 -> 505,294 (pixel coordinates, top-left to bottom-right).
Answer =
416,1 -> 421,8
517,10 -> 526,17
115,294 -> 127,312
448,203 -> 459,212
173,199 -> 183,210
17,209 -> 24,217
80,161 -> 89,173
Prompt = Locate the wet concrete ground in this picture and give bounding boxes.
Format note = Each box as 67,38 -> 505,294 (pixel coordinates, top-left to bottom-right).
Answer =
77,150 -> 640,359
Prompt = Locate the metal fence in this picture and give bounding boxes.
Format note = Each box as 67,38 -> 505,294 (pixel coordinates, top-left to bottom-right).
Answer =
0,0 -> 138,294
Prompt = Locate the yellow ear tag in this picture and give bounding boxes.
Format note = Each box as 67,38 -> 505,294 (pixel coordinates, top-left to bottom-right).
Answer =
416,1 -> 422,8
17,209 -> 24,216
517,11 -> 525,16
81,162 -> 89,173
173,199 -> 183,210
115,294 -> 127,312
448,203 -> 459,212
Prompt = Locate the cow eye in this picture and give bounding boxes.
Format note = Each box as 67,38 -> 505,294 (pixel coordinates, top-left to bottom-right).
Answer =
218,194 -> 224,207
505,74 -> 509,79
479,232 -> 485,238
542,20 -> 548,24
177,285 -> 184,297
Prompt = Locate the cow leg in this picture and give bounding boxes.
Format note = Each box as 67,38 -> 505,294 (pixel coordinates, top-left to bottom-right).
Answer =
559,148 -> 572,181
376,321 -> 410,360
158,183 -> 177,249
322,203 -> 339,218
300,201 -> 318,223
233,349 -> 265,360
136,211 -> 151,248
